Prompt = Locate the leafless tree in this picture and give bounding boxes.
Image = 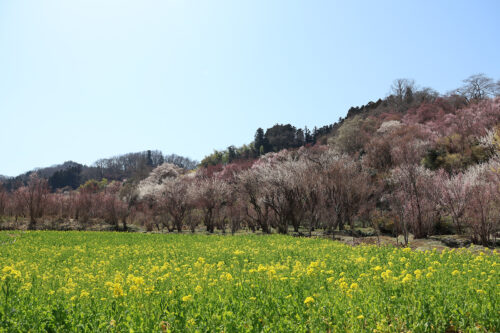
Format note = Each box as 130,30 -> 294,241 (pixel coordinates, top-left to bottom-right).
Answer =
389,147 -> 438,239
15,173 -> 49,229
0,183 -> 7,216
455,74 -> 499,103
389,78 -> 416,111
158,178 -> 192,232
191,178 -> 230,233
238,169 -> 272,233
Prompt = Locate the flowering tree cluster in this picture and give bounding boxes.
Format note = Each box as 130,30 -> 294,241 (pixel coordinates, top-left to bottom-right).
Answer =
0,95 -> 498,246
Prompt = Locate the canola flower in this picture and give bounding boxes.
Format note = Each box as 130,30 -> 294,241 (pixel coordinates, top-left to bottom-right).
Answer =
0,231 -> 498,332
304,296 -> 315,305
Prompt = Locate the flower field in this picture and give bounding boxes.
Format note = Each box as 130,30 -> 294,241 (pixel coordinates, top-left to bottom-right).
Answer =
0,232 -> 498,332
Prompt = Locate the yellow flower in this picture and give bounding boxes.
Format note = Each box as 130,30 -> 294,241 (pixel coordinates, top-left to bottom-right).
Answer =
381,270 -> 392,280
220,272 -> 233,281
357,315 -> 364,320
186,318 -> 196,327
20,282 -> 32,291
1,266 -> 21,279
304,296 -> 315,305
182,294 -> 193,302
80,290 -> 90,298
402,274 -> 412,284
452,270 -> 460,276
113,283 -> 124,297
350,283 -> 359,290
195,285 -> 203,293
355,257 -> 366,264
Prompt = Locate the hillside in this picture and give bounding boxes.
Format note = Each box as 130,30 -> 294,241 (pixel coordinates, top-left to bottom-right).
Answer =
0,74 -> 499,248
1,151 -> 198,191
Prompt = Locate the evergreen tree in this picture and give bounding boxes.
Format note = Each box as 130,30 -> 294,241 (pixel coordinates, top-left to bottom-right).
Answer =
295,128 -> 305,147
146,150 -> 153,167
227,145 -> 237,163
254,128 -> 269,155
304,126 -> 313,144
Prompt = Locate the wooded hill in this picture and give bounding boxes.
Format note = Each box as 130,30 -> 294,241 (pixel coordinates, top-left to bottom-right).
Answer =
1,74 -> 499,247
1,152 -> 198,192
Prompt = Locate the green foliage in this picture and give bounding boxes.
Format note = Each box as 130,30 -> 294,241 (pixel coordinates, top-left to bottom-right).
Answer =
328,116 -> 375,155
0,232 -> 498,332
79,178 -> 108,192
422,134 -> 495,173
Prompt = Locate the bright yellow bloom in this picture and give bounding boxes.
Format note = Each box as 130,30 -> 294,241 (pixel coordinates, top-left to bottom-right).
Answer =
182,294 -> 193,302
113,283 -> 124,297
304,296 -> 315,305
402,274 -> 412,284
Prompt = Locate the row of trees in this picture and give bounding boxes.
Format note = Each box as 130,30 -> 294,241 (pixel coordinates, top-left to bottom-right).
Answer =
1,143 -> 498,245
1,77 -> 499,247
2,150 -> 198,192
200,124 -> 328,167
107,136 -> 499,246
0,176 -> 131,231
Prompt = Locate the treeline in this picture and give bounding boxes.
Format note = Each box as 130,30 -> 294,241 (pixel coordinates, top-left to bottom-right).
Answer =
1,151 -> 198,192
131,94 -> 499,246
200,124 -> 334,167
200,74 -> 498,166
0,74 -> 499,247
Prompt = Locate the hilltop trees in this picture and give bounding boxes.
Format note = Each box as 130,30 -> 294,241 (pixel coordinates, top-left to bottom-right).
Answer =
455,74 -> 500,103
254,128 -> 269,155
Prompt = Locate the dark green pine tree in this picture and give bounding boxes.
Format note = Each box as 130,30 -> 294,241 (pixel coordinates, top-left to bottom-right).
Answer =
146,150 -> 153,167
295,128 -> 305,147
254,128 -> 268,155
304,126 -> 313,144
312,126 -> 319,144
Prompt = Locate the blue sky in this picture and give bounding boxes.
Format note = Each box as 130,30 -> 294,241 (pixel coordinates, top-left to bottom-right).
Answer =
1,0 -> 499,176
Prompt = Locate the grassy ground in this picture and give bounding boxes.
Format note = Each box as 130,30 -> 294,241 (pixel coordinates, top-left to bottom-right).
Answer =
0,231 -> 498,332
1,216 -> 496,252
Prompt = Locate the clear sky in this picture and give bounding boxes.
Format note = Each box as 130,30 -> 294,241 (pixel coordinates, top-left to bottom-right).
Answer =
1,0 -> 499,176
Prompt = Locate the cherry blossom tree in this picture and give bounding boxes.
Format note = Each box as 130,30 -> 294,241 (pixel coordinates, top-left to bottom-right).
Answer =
14,173 -> 49,229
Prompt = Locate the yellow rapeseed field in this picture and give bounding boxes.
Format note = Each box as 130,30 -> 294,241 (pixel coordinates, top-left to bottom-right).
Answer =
0,231 -> 498,332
